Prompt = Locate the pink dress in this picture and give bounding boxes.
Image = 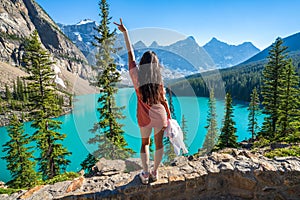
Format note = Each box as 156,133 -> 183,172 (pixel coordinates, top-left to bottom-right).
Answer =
129,61 -> 168,129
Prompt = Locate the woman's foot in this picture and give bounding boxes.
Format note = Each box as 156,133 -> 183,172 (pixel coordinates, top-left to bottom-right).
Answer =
139,171 -> 149,184
150,170 -> 158,182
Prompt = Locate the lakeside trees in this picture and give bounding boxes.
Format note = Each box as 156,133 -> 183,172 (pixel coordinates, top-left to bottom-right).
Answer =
181,114 -> 189,152
23,30 -> 71,179
201,89 -> 219,154
248,87 -> 260,140
277,59 -> 300,139
164,87 -> 176,164
2,30 -> 75,189
2,115 -> 39,188
216,93 -> 238,149
260,38 -> 300,141
88,0 -> 134,159
260,38 -> 288,138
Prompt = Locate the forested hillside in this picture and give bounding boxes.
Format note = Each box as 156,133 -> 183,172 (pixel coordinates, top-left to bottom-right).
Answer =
171,36 -> 300,102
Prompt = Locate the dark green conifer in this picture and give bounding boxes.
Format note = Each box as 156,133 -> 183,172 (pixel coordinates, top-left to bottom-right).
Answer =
181,114 -> 188,149
80,153 -> 98,174
0,95 -> 4,113
216,93 -> 238,149
2,115 -> 39,188
16,76 -> 24,101
248,87 -> 260,140
277,59 -> 300,139
202,89 -> 218,154
13,81 -> 17,100
163,86 -> 177,164
88,0 -> 134,159
167,86 -> 176,120
5,84 -> 12,101
23,30 -> 71,180
261,37 -> 288,138
163,137 -> 176,165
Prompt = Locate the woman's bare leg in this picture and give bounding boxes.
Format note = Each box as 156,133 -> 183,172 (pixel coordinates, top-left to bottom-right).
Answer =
140,127 -> 152,173
153,127 -> 165,172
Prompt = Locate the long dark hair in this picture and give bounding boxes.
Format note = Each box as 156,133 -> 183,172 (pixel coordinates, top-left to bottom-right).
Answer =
138,51 -> 164,105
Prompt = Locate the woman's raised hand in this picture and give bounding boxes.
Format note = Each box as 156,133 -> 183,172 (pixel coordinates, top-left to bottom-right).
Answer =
113,18 -> 127,32
114,18 -> 134,62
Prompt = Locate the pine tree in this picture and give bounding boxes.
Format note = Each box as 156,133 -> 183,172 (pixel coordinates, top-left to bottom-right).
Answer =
181,114 -> 188,148
248,87 -> 260,140
80,153 -> 98,174
216,93 -> 238,149
163,137 -> 176,165
5,84 -> 12,101
181,114 -> 189,156
149,137 -> 154,160
23,79 -> 29,103
13,81 -> 17,100
261,37 -> 288,139
23,30 -> 71,180
2,114 -> 39,188
88,0 -> 134,159
167,86 -> 176,120
16,76 -> 24,101
202,89 -> 218,154
0,96 -> 2,113
163,86 -> 177,164
277,59 -> 300,139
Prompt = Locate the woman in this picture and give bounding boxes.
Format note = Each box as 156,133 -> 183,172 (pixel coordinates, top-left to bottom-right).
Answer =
114,19 -> 171,184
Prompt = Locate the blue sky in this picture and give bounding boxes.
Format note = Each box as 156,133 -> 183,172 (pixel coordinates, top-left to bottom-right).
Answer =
36,0 -> 300,50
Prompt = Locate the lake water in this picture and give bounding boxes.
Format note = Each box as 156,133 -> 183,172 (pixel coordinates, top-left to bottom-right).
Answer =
0,88 -> 264,182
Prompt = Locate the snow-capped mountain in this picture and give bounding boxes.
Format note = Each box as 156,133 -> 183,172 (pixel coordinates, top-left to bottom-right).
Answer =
58,20 -> 260,82
58,19 -> 98,58
203,37 -> 260,68
58,20 -> 214,80
116,37 -> 214,78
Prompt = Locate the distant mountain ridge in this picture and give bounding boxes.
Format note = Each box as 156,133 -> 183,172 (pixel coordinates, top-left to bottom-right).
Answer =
116,37 -> 214,81
171,31 -> 300,101
242,32 -> 300,64
58,20 -> 260,74
203,37 -> 260,68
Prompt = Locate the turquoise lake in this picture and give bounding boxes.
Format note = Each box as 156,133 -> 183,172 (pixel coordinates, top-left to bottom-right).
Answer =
0,88 -> 264,182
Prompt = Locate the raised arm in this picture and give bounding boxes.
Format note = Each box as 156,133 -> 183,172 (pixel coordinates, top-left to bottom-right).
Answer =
114,18 -> 135,65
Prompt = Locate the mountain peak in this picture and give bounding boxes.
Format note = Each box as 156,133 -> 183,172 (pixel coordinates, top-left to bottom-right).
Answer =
150,41 -> 160,48
133,40 -> 147,49
203,37 -> 260,68
206,37 -> 227,45
173,36 -> 199,47
187,36 -> 196,41
239,42 -> 260,51
76,19 -> 95,26
210,37 -> 219,42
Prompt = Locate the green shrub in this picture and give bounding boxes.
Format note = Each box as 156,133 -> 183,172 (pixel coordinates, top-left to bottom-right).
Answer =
43,172 -> 80,185
281,132 -> 300,143
264,146 -> 300,158
253,138 -> 271,148
0,188 -> 21,195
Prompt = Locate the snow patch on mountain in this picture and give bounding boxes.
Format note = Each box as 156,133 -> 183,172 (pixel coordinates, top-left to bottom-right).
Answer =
76,19 -> 94,25
73,32 -> 83,42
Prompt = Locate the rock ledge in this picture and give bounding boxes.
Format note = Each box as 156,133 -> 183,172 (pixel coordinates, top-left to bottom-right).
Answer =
1,149 -> 300,200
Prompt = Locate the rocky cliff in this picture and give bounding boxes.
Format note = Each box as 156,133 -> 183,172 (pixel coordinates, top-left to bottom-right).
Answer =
0,0 -> 95,92
1,149 -> 299,200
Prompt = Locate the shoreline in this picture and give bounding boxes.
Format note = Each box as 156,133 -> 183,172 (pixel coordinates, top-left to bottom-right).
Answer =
0,107 -> 73,127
